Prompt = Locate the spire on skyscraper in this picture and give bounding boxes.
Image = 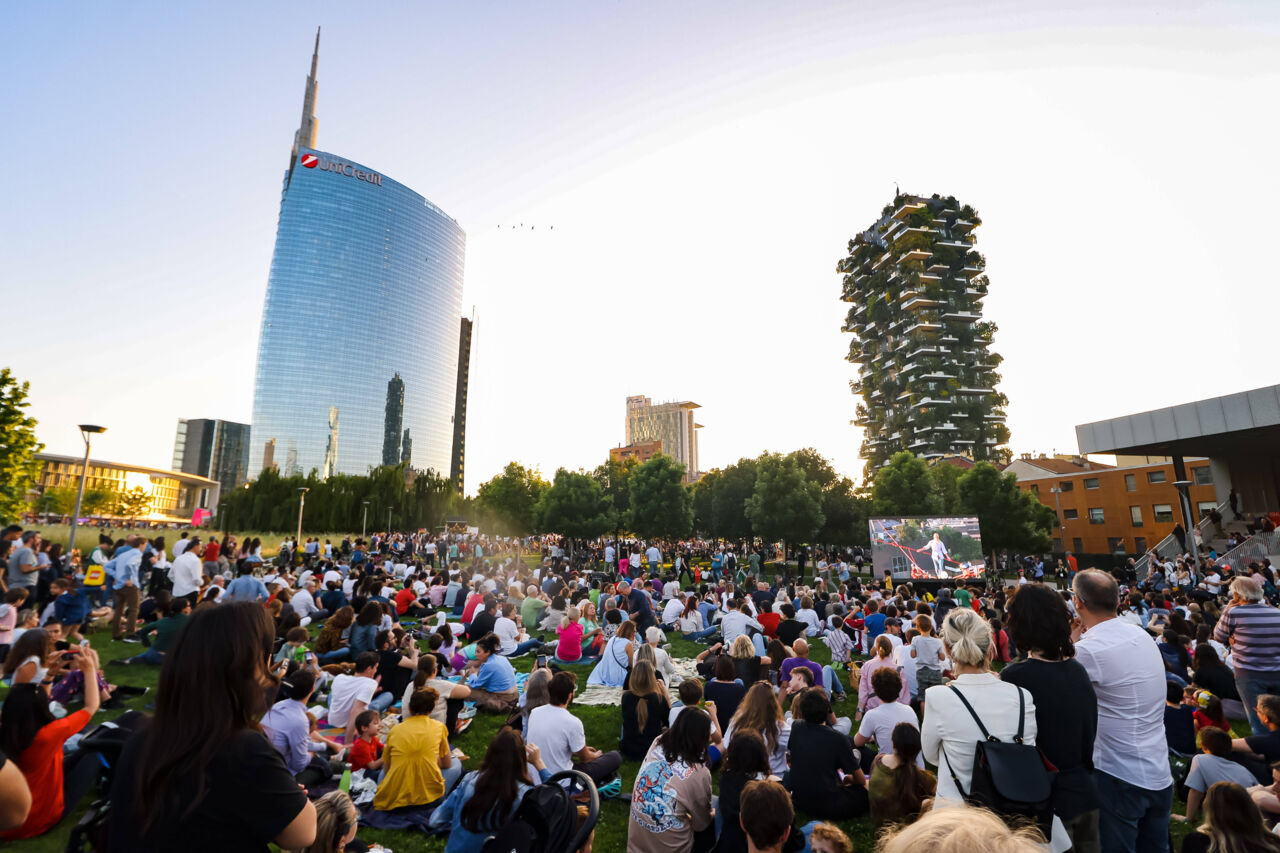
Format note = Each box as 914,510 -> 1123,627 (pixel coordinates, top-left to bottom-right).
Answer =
288,27 -> 320,181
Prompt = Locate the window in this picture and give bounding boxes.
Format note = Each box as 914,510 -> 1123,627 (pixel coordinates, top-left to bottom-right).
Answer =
1147,470 -> 1167,484
1153,504 -> 1174,523
1193,466 -> 1212,486
1059,481 -> 1074,492
1107,537 -> 1125,553
1063,508 -> 1079,520
1135,536 -> 1147,554
1130,506 -> 1143,527
1072,538 -> 1083,553
1084,478 -> 1100,490
1030,484 -> 1039,494
1052,538 -> 1064,553
1198,501 -> 1217,518
1088,508 -> 1105,524
1124,474 -> 1137,492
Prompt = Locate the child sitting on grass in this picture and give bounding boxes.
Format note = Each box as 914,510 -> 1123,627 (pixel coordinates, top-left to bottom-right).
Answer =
347,709 -> 385,773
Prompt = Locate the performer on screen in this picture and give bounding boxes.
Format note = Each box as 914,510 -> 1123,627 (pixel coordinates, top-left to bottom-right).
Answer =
928,532 -> 951,578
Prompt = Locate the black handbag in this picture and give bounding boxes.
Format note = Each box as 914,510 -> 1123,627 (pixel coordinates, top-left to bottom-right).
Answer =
941,684 -> 1057,840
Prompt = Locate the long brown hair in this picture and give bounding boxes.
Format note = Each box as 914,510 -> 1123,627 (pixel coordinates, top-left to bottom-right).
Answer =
132,602 -> 276,832
729,682 -> 784,752
625,660 -> 661,731
460,728 -> 533,832
1199,781 -> 1280,853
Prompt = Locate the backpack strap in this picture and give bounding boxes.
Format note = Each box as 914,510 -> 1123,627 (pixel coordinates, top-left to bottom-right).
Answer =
946,685 -> 996,742
1013,683 -> 1026,744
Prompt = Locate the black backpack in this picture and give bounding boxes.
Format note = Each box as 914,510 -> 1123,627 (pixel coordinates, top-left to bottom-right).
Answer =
941,684 -> 1057,840
480,770 -> 598,853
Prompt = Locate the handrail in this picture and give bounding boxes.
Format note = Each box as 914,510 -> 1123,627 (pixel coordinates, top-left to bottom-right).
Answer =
1215,531 -> 1280,573
1134,497 -> 1231,575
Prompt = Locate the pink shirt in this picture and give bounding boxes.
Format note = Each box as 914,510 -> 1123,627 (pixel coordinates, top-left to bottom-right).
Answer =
858,654 -> 911,711
556,622 -> 584,661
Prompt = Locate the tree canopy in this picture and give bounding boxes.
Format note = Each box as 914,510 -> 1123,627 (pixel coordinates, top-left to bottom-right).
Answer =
627,454 -> 693,540
745,453 -> 825,547
0,369 -> 42,523
475,462 -> 548,537
536,469 -> 611,542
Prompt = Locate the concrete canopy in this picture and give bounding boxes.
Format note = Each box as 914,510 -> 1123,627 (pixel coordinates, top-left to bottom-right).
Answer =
1076,385 -> 1280,459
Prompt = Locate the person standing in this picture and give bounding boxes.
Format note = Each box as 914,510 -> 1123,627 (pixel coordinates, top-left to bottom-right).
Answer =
5,531 -> 40,598
1214,576 -> 1280,736
107,535 -> 144,642
1071,569 -> 1172,853
169,538 -> 203,608
927,533 -> 950,577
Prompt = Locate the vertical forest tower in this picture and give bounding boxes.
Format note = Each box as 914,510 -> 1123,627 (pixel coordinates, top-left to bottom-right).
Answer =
837,193 -> 1010,471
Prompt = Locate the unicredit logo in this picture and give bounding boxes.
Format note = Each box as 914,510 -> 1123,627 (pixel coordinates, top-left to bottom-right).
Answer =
300,152 -> 383,187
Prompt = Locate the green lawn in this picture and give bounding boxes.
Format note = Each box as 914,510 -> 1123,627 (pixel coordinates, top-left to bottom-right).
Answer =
2,576 -> 1213,852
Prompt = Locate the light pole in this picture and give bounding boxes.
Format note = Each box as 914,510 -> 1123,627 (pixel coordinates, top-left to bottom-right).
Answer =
1173,479 -> 1201,569
361,501 -> 370,540
68,424 -> 107,558
386,505 -> 394,533
296,487 -> 310,554
1049,486 -> 1066,558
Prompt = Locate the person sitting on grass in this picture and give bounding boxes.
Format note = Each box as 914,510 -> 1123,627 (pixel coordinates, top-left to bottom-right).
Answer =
628,707 -> 715,853
526,671 -> 623,785
737,779 -> 799,853
868,721 -> 935,827
716,730 -> 778,853
428,727 -> 552,853
274,626 -> 313,666
403,654 -> 471,735
114,595 -> 190,666
346,709 -> 384,774
1179,781 -> 1280,853
785,687 -> 868,820
855,667 -> 918,766
281,789 -> 362,853
621,660 -> 670,760
804,823 -> 853,853
552,606 -> 588,665
588,619 -> 636,687
261,669 -> 347,787
463,633 -> 518,713
1173,727 -> 1261,824
373,686 -> 461,812
328,652 -> 392,747
0,648 -> 102,840
314,605 -> 354,664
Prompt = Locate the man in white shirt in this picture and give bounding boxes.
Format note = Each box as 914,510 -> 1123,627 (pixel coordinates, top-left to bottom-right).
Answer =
172,533 -> 191,557
604,543 -> 615,571
660,595 -> 685,630
329,652 -> 391,745
720,599 -> 766,655
290,582 -> 327,622
170,540 -> 204,604
1072,569 -> 1173,853
494,602 -> 541,657
526,671 -> 621,784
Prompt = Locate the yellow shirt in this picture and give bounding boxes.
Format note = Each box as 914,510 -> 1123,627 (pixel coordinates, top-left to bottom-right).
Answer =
372,715 -> 450,811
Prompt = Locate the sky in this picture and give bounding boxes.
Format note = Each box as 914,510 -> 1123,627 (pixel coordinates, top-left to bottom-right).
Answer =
3,1 -> 1278,493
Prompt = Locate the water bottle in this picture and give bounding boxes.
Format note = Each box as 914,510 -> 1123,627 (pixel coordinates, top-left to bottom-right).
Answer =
338,767 -> 351,792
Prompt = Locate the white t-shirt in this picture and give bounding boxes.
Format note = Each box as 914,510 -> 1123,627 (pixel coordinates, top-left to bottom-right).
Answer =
725,720 -> 791,775
173,539 -> 191,557
1205,573 -> 1222,594
604,546 -> 615,563
661,598 -> 685,625
645,546 -> 661,564
494,616 -> 522,655
527,704 -> 586,776
328,674 -> 377,727
858,701 -> 923,767
912,636 -> 945,671
403,677 -> 457,726
323,569 -> 342,587
290,590 -> 319,617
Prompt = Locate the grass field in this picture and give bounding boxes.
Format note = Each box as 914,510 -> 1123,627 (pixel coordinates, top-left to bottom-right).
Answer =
1,568 -> 1215,852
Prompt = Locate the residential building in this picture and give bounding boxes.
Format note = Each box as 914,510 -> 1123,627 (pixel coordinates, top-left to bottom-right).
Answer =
610,440 -> 663,465
624,396 -> 701,482
33,453 -> 220,523
450,316 -> 473,496
837,193 -> 1009,470
172,418 -> 251,496
1009,454 -> 1217,555
250,30 -> 466,479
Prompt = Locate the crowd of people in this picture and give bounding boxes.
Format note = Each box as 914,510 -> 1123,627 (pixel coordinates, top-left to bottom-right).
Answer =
3,521 -> 1280,853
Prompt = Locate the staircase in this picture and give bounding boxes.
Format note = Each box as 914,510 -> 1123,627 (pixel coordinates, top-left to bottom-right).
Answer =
1132,498 -> 1230,576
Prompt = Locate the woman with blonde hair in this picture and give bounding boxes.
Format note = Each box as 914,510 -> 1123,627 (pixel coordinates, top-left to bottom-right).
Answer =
725,681 -> 791,774
589,619 -> 636,687
282,790 -> 359,853
620,660 -> 670,759
875,804 -> 1048,853
729,634 -> 770,685
553,606 -> 587,665
1182,781 -> 1280,853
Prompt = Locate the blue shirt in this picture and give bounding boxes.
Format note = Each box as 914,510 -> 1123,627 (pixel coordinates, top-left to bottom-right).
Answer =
864,612 -> 887,641
260,698 -> 313,775
428,766 -> 552,853
468,653 -> 516,693
54,589 -> 91,625
107,546 -> 141,591
225,575 -> 269,603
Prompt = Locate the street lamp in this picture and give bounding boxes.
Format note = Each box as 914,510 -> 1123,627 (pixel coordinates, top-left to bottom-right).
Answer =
68,424 -> 107,558
296,487 -> 310,554
1049,486 -> 1066,557
1172,479 -> 1201,568
386,505 -> 394,533
361,501 -> 370,540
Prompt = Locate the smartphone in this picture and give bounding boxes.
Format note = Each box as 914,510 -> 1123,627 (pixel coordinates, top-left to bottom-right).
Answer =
536,655 -> 547,669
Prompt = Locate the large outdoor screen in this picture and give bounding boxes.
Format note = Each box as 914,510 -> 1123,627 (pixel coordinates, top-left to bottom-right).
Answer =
868,516 -> 987,581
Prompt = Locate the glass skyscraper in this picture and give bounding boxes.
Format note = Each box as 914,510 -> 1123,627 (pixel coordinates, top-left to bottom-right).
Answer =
250,31 -> 466,479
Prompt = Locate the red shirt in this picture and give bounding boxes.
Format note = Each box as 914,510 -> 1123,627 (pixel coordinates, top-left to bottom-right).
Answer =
394,588 -> 417,616
461,593 -> 484,624
758,612 -> 781,638
1,709 -> 91,839
348,735 -> 383,772
203,542 -> 220,562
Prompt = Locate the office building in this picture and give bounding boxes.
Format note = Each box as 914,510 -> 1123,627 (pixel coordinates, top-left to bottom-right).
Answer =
250,30 -> 466,479
34,453 -> 220,524
837,193 -> 1009,470
624,396 -> 701,482
172,418 -> 251,496
450,316 -> 473,496
610,440 -> 663,465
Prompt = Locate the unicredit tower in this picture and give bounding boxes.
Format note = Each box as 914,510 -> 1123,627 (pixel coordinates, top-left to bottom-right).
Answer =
250,30 -> 466,480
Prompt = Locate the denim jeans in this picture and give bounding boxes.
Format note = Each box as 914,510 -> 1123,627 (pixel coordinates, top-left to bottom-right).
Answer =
317,648 -> 350,664
369,691 -> 395,713
823,665 -> 845,697
1235,670 -> 1280,735
749,633 -> 767,657
1093,769 -> 1172,853
127,648 -> 165,666
682,626 -> 718,642
502,638 -> 542,657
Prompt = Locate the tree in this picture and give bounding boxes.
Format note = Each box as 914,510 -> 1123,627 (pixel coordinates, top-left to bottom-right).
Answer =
115,487 -> 151,521
81,487 -> 118,517
691,469 -> 720,539
475,462 -> 548,537
626,455 -> 693,540
0,369 -> 42,523
536,469 -> 612,547
817,476 -> 872,547
712,458 -> 759,543
932,463 -> 966,514
592,456 -> 638,535
35,485 -> 77,516
957,462 -> 1054,556
745,454 -> 825,550
871,452 -> 941,517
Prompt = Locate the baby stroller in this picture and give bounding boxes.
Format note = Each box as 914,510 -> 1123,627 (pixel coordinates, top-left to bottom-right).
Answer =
481,770 -> 599,853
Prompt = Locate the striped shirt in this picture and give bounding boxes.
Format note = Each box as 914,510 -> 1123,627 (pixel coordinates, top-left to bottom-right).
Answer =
1214,603 -> 1280,673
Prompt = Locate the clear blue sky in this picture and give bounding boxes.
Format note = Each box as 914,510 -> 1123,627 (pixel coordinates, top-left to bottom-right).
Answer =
4,1 -> 1278,491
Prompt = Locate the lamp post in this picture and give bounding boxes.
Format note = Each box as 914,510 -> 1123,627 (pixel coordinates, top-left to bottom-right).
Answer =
386,505 -> 394,534
361,501 -> 370,540
68,424 -> 107,558
1173,479 -> 1201,569
296,487 -> 310,553
1049,486 -> 1066,557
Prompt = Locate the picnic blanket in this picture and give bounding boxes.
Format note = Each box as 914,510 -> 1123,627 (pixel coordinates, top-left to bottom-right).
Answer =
574,657 -> 702,707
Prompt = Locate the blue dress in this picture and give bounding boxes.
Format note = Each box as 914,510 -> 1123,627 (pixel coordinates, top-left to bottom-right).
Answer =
587,637 -> 632,687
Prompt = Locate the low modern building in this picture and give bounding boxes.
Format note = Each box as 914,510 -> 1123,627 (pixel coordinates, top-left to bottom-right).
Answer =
625,396 -> 701,482
172,418 -> 250,496
610,440 -> 664,465
1009,454 -> 1217,556
33,453 -> 220,523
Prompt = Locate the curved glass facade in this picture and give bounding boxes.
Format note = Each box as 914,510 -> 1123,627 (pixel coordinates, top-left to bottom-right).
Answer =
250,148 -> 465,478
